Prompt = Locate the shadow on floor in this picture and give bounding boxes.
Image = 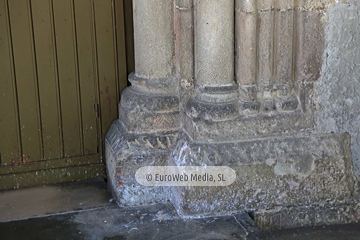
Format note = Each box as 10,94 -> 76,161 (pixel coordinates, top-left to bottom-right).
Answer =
0,179 -> 359,240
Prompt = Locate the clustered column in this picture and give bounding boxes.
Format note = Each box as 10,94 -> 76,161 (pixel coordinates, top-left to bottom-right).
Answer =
236,0 -> 298,114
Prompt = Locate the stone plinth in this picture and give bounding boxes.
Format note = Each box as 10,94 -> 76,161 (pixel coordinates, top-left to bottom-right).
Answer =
106,120 -> 177,206
170,132 -> 357,218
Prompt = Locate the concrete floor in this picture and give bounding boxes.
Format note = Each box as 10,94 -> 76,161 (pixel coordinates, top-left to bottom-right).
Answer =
0,179 -> 360,240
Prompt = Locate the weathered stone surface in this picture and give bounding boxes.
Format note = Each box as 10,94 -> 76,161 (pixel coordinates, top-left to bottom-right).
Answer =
174,0 -> 194,82
295,10 -> 325,82
184,82 -> 312,142
184,110 -> 313,142
194,0 -> 235,87
175,0 -> 195,119
236,10 -> 257,86
297,0 -> 341,11
316,0 -> 360,179
258,11 -> 274,85
128,73 -> 178,94
170,132 -> 357,218
119,87 -> 180,133
275,10 -> 294,85
133,0 -> 175,79
105,120 -> 177,206
254,201 -> 360,230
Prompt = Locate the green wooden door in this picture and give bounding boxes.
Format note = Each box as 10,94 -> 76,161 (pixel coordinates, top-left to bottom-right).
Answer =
0,0 -> 131,189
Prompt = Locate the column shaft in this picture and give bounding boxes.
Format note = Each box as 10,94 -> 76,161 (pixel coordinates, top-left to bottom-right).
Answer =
195,0 -> 235,88
133,0 -> 174,79
185,0 -> 238,128
273,0 -> 299,111
257,0 -> 275,86
236,0 -> 257,86
236,0 -> 260,113
275,0 -> 294,85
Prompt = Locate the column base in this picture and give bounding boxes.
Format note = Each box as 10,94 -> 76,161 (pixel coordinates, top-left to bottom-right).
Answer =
184,109 -> 314,142
105,119 -> 178,206
169,132 -> 357,219
184,82 -> 312,142
119,86 -> 180,133
239,83 -> 301,115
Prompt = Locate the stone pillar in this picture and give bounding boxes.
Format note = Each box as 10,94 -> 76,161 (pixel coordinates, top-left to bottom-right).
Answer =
236,0 -> 260,114
133,0 -> 174,83
184,0 -> 239,141
275,0 -> 294,86
193,0 -> 238,103
257,0 -> 278,112
274,0 -> 298,111
105,0 -> 180,206
174,0 -> 195,118
119,0 -> 180,133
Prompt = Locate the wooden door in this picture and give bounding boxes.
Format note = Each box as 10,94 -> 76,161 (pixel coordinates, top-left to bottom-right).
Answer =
0,0 -> 132,189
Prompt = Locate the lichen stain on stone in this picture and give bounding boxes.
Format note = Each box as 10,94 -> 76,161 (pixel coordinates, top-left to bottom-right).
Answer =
298,0 -> 347,12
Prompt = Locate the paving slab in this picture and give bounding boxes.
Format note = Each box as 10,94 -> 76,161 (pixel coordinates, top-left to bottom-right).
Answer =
1,202 -> 360,240
0,179 -> 113,222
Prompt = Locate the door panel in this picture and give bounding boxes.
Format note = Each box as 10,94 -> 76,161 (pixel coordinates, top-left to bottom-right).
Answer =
74,0 -> 98,155
94,0 -> 119,142
53,0 -> 83,157
32,0 -> 63,159
8,0 -> 43,163
0,0 -> 22,166
0,0 -> 131,190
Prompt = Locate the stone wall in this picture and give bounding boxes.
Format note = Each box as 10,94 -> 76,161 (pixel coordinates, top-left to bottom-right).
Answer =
316,0 -> 360,180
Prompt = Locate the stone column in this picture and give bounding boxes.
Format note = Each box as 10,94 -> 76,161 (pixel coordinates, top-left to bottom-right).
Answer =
257,0 -> 276,112
275,0 -> 294,86
174,0 -> 195,116
274,0 -> 298,111
119,0 -> 180,133
106,0 -> 180,206
132,0 -> 174,86
184,0 -> 238,140
236,0 -> 260,114
236,0 -> 298,113
193,0 -> 238,103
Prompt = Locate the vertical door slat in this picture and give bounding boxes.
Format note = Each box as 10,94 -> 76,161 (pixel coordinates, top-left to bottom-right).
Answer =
0,0 -> 22,165
114,0 -> 128,95
31,0 -> 62,159
53,0 -> 82,157
94,0 -> 118,140
74,0 -> 98,155
8,0 -> 42,163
